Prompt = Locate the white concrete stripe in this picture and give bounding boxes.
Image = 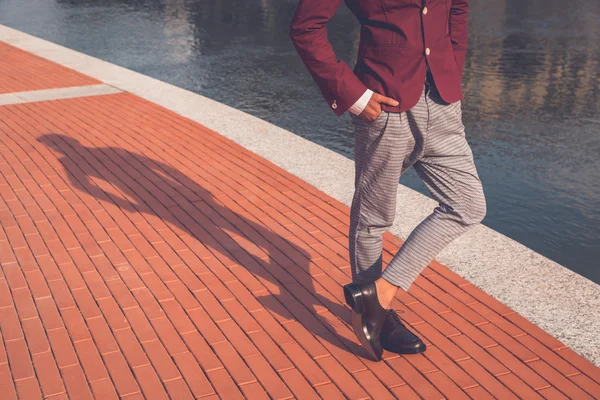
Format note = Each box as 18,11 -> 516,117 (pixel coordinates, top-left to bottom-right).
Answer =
0,84 -> 122,106
0,93 -> 22,106
1,24 -> 599,365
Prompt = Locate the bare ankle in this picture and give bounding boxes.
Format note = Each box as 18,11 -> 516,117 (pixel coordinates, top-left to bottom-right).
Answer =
375,278 -> 398,309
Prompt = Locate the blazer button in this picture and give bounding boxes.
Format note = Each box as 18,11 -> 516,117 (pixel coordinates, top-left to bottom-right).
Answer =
332,100 -> 338,109
425,48 -> 431,56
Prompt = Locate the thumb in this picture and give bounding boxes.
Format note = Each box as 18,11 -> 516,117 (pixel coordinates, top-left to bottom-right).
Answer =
373,93 -> 399,107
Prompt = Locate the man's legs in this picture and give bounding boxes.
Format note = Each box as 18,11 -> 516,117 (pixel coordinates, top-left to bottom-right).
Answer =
346,81 -> 486,360
350,83 -> 486,308
346,89 -> 429,360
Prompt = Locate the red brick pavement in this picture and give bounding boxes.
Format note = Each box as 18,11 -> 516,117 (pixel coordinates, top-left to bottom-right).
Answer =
0,42 -> 100,94
0,43 -> 599,399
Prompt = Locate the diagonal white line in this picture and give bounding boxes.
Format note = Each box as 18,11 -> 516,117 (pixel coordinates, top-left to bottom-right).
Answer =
0,83 -> 123,106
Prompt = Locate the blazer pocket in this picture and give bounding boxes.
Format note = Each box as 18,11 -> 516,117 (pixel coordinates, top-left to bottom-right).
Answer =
360,44 -> 407,62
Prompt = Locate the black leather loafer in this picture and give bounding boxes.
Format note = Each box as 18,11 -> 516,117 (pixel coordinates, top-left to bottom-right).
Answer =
380,309 -> 426,354
343,282 -> 387,361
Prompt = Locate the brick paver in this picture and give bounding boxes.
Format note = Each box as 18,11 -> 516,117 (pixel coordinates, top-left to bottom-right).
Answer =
0,42 -> 599,399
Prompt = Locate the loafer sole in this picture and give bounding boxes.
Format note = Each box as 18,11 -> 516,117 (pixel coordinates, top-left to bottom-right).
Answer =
343,283 -> 383,361
382,343 -> 427,355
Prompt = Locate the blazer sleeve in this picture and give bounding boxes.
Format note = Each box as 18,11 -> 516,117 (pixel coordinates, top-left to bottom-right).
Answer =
289,0 -> 368,117
449,0 -> 469,76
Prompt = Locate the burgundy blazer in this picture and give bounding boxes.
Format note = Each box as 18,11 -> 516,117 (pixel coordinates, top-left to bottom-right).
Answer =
289,0 -> 468,117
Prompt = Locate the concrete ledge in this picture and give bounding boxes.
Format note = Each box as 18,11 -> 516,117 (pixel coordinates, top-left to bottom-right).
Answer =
2,24 -> 598,365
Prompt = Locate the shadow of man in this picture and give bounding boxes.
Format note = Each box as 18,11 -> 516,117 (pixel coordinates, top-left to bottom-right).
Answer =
39,133 -> 365,357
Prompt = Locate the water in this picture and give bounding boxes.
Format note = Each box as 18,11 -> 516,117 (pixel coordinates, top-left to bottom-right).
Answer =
1,0 -> 599,283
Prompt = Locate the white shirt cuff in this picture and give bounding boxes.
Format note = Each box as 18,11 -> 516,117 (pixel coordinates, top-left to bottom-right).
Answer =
348,89 -> 373,115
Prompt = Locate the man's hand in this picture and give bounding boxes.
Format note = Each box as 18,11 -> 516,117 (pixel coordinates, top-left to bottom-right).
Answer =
358,93 -> 399,122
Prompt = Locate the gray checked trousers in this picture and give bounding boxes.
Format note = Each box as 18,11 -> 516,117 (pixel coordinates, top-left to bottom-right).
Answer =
349,80 -> 486,291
